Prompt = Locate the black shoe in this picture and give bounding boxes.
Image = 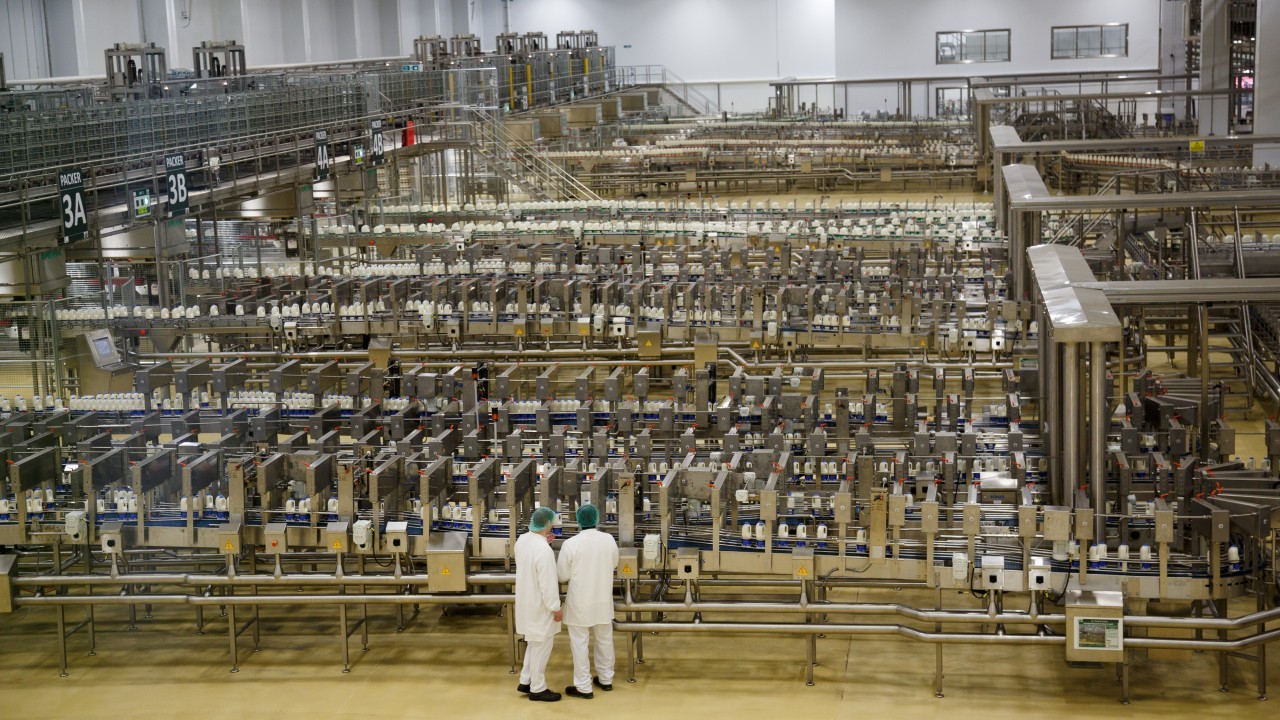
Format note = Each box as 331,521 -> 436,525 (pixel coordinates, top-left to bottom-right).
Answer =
517,683 -> 530,694
565,686 -> 594,700
593,677 -> 613,692
528,689 -> 561,702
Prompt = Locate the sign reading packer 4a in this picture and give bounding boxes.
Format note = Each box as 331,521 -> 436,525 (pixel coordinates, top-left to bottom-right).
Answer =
59,167 -> 89,244
369,119 -> 387,165
164,152 -> 189,217
315,130 -> 332,180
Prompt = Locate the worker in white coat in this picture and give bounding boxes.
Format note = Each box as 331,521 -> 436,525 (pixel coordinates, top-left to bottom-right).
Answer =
515,506 -> 563,702
556,504 -> 619,699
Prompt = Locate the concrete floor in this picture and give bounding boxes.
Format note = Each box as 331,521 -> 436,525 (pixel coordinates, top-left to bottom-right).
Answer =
1,584 -> 1277,720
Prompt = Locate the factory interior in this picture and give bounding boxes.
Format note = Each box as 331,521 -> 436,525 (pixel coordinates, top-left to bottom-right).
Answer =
1,0 -> 1280,717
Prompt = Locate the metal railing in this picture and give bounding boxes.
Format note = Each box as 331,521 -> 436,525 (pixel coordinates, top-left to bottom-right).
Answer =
468,108 -> 602,201
616,65 -> 719,115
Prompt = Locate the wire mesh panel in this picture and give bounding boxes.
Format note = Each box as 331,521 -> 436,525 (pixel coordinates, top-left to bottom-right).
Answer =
0,297 -> 65,402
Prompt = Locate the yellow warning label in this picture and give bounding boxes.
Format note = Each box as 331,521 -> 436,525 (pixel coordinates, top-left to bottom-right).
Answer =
797,566 -> 809,577
581,327 -> 589,335
644,340 -> 652,347
332,540 -> 343,550
1189,139 -> 1206,153
516,328 -> 524,335
440,566 -> 451,575
223,540 -> 235,551
621,563 -> 632,574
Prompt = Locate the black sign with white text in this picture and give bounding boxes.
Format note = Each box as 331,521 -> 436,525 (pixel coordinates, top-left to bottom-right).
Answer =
58,167 -> 88,244
370,119 -> 386,165
315,130 -> 331,180
164,152 -> 189,217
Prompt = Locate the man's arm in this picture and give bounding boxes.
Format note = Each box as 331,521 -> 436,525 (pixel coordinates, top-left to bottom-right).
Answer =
538,548 -> 562,614
556,540 -> 573,583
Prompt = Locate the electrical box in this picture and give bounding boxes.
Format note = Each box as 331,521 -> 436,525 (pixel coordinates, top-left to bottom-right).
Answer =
325,521 -> 350,554
64,510 -> 87,543
216,522 -> 242,555
616,548 -> 640,579
791,547 -> 814,580
263,522 -> 288,554
1042,507 -> 1071,541
981,555 -> 1006,591
426,531 -> 469,592
1028,556 -> 1051,591
100,520 -> 124,556
384,521 -> 409,554
1065,590 -> 1125,662
675,547 -> 700,580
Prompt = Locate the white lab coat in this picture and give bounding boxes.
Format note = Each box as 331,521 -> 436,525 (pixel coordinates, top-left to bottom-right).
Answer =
515,531 -> 561,642
557,527 -> 619,627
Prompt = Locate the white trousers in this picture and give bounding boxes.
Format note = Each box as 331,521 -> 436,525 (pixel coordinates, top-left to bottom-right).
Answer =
567,623 -> 614,692
519,636 -> 555,693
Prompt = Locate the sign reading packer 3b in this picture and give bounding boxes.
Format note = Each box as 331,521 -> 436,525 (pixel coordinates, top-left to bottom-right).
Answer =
164,153 -> 189,216
59,167 -> 88,244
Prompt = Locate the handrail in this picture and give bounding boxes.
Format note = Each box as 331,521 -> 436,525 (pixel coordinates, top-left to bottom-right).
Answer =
615,64 -> 718,115
661,66 -> 719,115
468,108 -> 601,201
1046,173 -> 1119,245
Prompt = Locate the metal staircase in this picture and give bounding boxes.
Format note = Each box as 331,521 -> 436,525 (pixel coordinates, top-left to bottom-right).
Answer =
1189,210 -> 1257,411
468,109 -> 601,201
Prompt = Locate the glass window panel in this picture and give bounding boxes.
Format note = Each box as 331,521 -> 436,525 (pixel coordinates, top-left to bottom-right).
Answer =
1101,25 -> 1127,56
962,32 -> 985,62
1052,28 -> 1077,59
1077,27 -> 1102,57
937,32 -> 961,64
986,31 -> 1010,61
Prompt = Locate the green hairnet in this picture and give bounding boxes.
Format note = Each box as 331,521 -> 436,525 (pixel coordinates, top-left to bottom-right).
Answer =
576,504 -> 599,529
530,506 -> 557,532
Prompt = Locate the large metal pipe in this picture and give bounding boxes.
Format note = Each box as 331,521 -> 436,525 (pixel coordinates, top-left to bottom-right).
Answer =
15,593 -> 513,607
612,621 -> 1066,645
1090,341 -> 1108,539
1060,343 -> 1080,508
618,600 -> 1065,625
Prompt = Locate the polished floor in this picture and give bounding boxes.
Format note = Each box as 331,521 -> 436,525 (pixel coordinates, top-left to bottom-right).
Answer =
1,584 -> 1277,720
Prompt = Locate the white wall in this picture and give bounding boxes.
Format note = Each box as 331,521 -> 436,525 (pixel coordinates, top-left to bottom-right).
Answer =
0,0 -> 52,80
1257,0 -> 1280,166
499,0 -> 836,83
834,0 -> 1162,80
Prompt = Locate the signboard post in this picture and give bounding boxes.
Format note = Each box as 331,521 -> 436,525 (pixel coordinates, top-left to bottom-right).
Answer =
58,167 -> 88,244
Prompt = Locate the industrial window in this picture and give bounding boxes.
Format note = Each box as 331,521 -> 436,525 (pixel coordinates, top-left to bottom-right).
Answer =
1051,24 -> 1128,59
936,29 -> 1010,64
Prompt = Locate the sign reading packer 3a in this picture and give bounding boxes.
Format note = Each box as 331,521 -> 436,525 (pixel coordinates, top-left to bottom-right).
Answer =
164,152 -> 189,216
58,167 -> 88,244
